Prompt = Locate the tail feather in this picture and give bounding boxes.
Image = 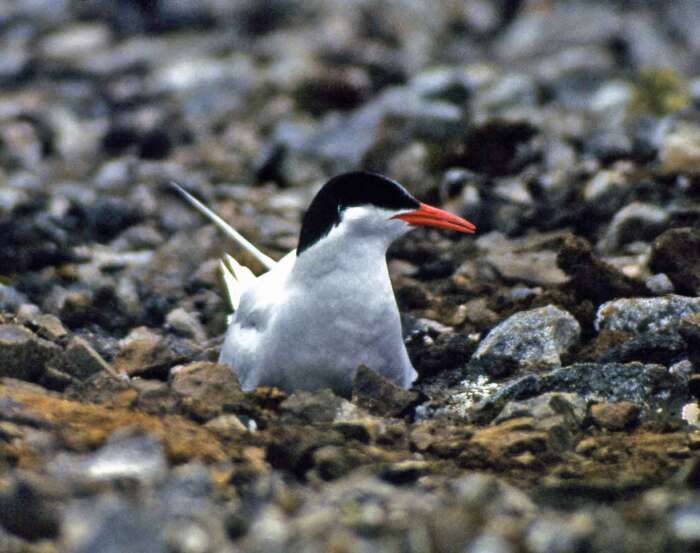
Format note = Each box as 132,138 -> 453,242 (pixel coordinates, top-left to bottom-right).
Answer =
219,259 -> 242,311
169,181 -> 276,270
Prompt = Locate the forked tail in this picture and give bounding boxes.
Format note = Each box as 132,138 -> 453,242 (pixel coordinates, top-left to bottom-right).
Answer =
169,181 -> 276,311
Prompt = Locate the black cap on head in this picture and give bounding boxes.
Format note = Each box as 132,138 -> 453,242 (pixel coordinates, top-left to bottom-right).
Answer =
297,171 -> 419,254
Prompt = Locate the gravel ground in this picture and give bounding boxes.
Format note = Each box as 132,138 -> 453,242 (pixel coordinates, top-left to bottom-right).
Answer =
1,1 -> 700,552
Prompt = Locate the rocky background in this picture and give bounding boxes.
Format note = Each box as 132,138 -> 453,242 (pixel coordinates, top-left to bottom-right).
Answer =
1,0 -> 700,551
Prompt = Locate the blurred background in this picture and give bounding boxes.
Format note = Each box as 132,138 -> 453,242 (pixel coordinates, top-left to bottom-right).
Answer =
2,2 -> 700,553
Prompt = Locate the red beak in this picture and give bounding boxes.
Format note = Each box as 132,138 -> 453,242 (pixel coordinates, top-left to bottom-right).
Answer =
393,203 -> 476,234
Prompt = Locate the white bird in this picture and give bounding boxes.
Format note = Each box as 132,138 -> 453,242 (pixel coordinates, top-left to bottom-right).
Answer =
171,172 -> 476,396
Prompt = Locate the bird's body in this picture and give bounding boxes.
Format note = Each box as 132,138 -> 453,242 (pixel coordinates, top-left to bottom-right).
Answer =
172,172 -> 475,395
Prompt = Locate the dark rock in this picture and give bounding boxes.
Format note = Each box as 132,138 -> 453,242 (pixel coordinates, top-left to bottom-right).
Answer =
0,324 -> 61,382
471,306 -> 581,378
113,328 -> 189,379
475,362 -> 688,423
63,336 -> 115,380
595,332 -> 687,365
0,475 -> 61,541
352,365 -> 421,418
409,332 -> 475,378
650,228 -> 700,296
557,235 -> 647,304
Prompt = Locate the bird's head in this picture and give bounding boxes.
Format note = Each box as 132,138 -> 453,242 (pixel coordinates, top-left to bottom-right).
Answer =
297,171 -> 476,255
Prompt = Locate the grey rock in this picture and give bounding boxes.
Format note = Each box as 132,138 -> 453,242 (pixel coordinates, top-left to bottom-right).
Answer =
0,284 -> 28,312
595,295 -> 700,335
0,324 -> 61,381
597,202 -> 669,254
49,433 -> 167,484
494,392 -> 587,427
165,307 -> 206,342
63,336 -> 114,380
471,306 -> 581,378
352,365 -> 421,417
475,362 -> 688,423
280,389 -> 351,425
646,273 -> 675,295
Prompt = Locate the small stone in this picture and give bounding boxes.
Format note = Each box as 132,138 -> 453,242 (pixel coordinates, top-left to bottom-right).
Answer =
352,365 -> 421,417
590,401 -> 641,431
64,336 -> 114,380
0,324 -> 61,381
660,124 -> 700,175
166,307 -> 207,342
495,392 -> 586,427
645,273 -> 675,295
204,414 -> 248,435
471,306 -> 581,378
595,295 -> 700,335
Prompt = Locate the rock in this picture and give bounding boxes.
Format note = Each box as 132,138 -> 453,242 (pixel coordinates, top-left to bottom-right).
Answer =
557,235 -> 647,304
471,306 -> 581,378
0,284 -> 28,312
32,314 -> 69,342
494,392 -> 587,427
660,124 -> 700,174
597,202 -> 669,254
63,336 -> 115,380
485,250 -> 567,287
474,362 -> 688,423
113,328 -> 186,378
650,228 -> 700,296
590,401 -> 641,431
170,362 -> 246,422
595,295 -> 700,336
48,432 -> 167,484
645,273 -> 675,295
0,475 -> 61,541
0,324 -> 61,381
280,389 -> 352,425
352,365 -> 421,418
165,307 -> 206,342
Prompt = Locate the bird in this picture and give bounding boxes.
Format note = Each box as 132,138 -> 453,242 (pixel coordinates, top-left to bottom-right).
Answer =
171,171 -> 476,396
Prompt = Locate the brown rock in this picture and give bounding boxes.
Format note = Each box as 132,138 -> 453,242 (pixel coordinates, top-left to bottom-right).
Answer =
650,228 -> 700,296
170,361 -> 246,421
557,235 -> 646,303
590,401 -> 641,431
113,328 -> 184,378
33,314 -> 68,342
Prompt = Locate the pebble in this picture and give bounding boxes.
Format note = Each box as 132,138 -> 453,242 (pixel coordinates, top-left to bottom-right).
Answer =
590,401 -> 641,431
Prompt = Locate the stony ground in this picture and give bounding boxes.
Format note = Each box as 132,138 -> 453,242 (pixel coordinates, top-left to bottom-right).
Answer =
1,1 -> 700,552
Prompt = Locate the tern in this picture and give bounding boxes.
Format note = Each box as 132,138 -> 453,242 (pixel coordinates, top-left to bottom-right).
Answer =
171,172 -> 475,395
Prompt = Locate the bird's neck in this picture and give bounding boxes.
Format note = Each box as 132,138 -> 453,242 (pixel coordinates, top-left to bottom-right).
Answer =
290,227 -> 392,284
